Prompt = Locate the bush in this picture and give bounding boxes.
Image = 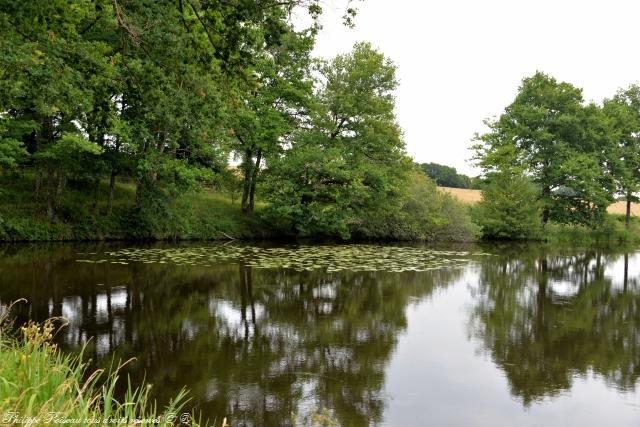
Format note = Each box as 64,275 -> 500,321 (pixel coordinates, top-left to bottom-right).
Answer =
355,172 -> 479,242
473,171 -> 542,240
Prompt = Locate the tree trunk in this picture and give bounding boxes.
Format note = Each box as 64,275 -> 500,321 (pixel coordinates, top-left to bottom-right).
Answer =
107,169 -> 117,215
56,172 -> 65,209
541,186 -> 551,226
135,178 -> 143,209
35,168 -> 43,201
626,192 -> 632,228
248,149 -> 262,212
91,177 -> 100,213
241,147 -> 254,214
46,165 -> 57,222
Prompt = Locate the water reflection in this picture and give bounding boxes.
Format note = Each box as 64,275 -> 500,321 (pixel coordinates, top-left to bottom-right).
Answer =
0,243 -> 463,426
470,245 -> 640,405
0,243 -> 639,425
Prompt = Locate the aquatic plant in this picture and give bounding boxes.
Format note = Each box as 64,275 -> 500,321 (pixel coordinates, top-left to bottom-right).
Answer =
76,245 -> 490,273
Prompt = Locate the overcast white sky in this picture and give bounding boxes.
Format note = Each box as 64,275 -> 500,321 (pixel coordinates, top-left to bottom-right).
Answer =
310,0 -> 640,176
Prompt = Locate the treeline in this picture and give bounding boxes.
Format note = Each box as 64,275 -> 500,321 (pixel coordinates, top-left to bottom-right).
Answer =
473,71 -> 640,239
418,162 -> 480,189
0,0 -> 478,241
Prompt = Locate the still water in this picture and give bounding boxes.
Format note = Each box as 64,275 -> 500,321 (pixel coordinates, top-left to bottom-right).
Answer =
0,242 -> 639,426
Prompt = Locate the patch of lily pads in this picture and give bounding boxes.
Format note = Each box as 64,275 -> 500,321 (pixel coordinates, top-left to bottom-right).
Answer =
76,245 -> 489,273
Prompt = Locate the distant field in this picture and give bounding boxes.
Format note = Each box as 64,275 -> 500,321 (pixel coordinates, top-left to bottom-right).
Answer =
439,187 -> 482,203
438,186 -> 640,216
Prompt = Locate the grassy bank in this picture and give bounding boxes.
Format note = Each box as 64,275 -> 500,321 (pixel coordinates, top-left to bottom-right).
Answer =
2,171 -> 639,244
0,171 -> 480,243
542,214 -> 640,244
0,172 -> 267,242
0,310 -> 200,426
441,186 -> 640,244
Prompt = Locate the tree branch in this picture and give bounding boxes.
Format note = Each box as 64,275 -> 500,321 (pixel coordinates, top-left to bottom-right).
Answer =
186,0 -> 217,51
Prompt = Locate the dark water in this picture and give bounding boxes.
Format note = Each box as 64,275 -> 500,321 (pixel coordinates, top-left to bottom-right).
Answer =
1,242 -> 639,426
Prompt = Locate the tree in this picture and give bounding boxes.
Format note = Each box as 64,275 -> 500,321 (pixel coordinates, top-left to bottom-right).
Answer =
227,24 -> 316,215
419,162 -> 472,188
473,72 -> 614,227
264,42 -> 408,239
108,0 -> 329,218
0,0 -> 115,221
33,134 -> 102,220
473,168 -> 541,239
603,85 -> 640,227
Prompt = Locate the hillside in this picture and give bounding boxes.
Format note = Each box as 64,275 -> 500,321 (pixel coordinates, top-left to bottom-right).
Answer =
0,172 -> 265,241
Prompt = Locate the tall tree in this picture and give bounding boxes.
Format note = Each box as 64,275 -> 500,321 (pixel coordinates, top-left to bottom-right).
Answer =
264,42 -> 408,238
227,21 -> 316,214
110,0 -> 327,215
473,72 -> 614,227
603,85 -> 640,227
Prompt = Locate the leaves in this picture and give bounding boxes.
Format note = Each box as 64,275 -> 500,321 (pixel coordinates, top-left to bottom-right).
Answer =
473,171 -> 542,239
474,71 -> 615,227
81,244 -> 480,273
263,43 -> 411,239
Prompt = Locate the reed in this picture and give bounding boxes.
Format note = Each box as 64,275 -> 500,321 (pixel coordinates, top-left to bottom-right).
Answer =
0,302 -> 194,426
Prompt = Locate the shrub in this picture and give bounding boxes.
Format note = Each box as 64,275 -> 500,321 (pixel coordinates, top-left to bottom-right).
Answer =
473,171 -> 542,240
356,172 -> 479,242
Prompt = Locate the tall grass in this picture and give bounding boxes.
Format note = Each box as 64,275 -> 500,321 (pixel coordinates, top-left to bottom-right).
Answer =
0,302 -> 203,426
543,214 -> 640,244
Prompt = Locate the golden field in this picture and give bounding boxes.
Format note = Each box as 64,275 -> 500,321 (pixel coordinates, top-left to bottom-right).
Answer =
439,187 -> 483,203
438,186 -> 640,216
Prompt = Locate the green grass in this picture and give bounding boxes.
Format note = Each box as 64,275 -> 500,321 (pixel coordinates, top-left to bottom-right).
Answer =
0,171 -> 267,242
0,305 -> 336,427
542,214 -> 640,244
0,306 -> 201,426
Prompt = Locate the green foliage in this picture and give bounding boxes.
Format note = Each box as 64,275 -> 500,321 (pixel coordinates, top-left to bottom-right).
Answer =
264,43 -> 415,240
0,137 -> 27,171
368,171 -> 479,241
226,24 -> 316,213
0,0 -> 328,223
0,2 -> 488,243
0,119 -> 28,170
603,84 -> 640,226
473,171 -> 542,240
0,314 -> 193,426
264,145 -> 358,239
419,162 -> 474,189
35,133 -> 102,169
543,214 -> 640,244
0,171 -> 264,241
473,71 -> 614,227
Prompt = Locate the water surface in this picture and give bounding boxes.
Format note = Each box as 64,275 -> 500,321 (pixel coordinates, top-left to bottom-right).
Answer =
0,242 -> 639,426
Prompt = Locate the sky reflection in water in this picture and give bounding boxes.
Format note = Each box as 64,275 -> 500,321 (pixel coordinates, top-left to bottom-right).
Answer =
0,243 -> 639,426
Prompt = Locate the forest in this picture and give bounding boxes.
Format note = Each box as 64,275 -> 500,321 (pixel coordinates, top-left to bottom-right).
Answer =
1,1 -> 639,242
0,0 -> 478,242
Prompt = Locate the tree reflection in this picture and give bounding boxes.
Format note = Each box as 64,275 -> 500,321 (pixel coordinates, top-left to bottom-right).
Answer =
471,245 -> 640,405
0,243 -> 465,426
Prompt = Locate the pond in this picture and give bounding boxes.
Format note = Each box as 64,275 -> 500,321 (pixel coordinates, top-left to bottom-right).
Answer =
0,242 -> 639,426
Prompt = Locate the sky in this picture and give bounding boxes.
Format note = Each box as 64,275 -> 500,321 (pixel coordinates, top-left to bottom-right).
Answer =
308,0 -> 640,176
